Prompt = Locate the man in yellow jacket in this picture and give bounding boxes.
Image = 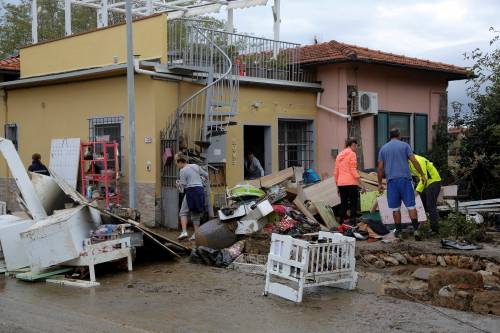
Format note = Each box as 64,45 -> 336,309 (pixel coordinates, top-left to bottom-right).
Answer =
409,155 -> 442,234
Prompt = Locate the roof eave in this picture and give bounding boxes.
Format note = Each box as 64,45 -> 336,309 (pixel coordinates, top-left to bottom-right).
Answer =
301,59 -> 468,81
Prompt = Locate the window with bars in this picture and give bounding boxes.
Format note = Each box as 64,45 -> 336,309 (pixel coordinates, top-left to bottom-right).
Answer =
278,120 -> 314,170
88,116 -> 124,172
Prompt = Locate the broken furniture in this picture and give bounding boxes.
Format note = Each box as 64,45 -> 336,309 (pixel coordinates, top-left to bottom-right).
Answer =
65,237 -> 133,282
80,141 -> 121,208
264,232 -> 358,303
20,206 -> 97,273
0,215 -> 32,271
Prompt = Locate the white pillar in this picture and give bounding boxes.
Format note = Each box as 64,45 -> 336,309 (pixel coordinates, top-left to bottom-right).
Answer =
31,0 -> 38,43
272,0 -> 281,41
97,0 -> 108,28
272,0 -> 281,57
64,0 -> 72,36
226,8 -> 234,33
146,0 -> 153,15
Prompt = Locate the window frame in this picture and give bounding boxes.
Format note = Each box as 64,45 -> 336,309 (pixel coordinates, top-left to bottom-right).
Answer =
277,118 -> 315,170
4,123 -> 18,150
374,111 -> 428,164
88,116 -> 125,175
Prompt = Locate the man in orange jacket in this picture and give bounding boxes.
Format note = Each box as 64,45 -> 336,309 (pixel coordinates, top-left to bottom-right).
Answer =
335,138 -> 363,225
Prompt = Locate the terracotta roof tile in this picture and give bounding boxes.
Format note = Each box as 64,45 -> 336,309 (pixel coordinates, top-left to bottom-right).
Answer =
0,55 -> 20,71
299,40 -> 468,76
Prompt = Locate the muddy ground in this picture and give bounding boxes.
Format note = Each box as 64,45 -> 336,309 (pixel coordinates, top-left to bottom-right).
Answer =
1,257 -> 499,333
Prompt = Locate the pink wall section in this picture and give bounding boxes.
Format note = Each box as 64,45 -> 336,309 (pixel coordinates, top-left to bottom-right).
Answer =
316,63 -> 448,176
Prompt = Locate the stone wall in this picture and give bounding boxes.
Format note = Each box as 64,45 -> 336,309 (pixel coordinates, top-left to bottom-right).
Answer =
120,181 -> 158,227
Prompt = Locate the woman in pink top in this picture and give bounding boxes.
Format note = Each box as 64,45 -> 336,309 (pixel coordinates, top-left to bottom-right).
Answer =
335,138 -> 362,225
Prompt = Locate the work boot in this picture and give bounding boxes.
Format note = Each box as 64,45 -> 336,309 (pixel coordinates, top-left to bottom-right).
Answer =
414,230 -> 423,241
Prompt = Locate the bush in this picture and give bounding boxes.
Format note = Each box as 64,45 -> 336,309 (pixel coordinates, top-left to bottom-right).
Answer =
439,212 -> 485,242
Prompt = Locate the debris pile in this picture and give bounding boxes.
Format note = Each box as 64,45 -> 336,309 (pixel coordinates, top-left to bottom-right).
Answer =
0,137 -> 186,286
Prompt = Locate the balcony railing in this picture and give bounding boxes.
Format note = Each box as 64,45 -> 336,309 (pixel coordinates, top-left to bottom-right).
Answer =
167,19 -> 315,83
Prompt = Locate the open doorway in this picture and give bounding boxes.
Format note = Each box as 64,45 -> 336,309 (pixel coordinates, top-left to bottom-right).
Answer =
243,125 -> 271,178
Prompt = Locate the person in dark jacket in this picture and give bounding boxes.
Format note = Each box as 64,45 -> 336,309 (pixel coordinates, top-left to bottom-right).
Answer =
28,153 -> 50,176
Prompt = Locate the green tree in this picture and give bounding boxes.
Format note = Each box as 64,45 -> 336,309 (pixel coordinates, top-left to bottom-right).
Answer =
450,27 -> 500,199
0,0 -> 99,58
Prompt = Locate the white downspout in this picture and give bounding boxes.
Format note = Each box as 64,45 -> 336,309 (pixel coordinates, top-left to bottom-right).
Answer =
316,92 -> 351,121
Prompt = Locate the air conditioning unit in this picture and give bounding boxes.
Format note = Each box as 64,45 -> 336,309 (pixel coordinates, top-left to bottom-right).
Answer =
354,91 -> 378,116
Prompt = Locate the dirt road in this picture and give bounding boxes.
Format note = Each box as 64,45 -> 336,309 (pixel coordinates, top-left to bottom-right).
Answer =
1,259 -> 498,333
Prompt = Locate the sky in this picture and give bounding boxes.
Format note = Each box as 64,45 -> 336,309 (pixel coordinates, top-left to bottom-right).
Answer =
208,0 -> 499,113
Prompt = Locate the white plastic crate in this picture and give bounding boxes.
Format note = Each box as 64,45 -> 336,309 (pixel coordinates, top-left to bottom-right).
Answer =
264,231 -> 357,303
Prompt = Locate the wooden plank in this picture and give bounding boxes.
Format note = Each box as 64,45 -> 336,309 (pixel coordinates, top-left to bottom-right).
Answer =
376,195 -> 427,225
260,167 -> 294,188
360,180 -> 378,192
293,198 -> 320,225
245,178 -> 262,188
302,177 -> 341,207
16,268 -> 72,281
313,202 -> 339,229
459,198 -> 500,207
359,171 -> 386,185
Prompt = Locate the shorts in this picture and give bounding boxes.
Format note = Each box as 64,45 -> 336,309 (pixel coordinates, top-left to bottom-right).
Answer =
179,196 -> 201,226
387,177 -> 416,210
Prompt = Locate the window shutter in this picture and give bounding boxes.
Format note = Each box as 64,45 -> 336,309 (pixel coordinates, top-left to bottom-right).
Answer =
414,114 -> 428,154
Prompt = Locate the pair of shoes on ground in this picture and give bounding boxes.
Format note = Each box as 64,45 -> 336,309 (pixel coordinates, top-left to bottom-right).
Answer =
178,231 -> 196,241
393,229 -> 423,241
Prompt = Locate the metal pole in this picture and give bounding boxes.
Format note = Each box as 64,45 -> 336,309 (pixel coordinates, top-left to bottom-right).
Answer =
64,0 -> 71,36
226,8 -> 234,33
32,0 -> 38,43
126,0 -> 136,209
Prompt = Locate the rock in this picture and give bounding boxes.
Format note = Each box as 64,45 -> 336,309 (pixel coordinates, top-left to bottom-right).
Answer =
427,255 -> 437,266
374,260 -> 386,269
435,284 -> 473,311
437,256 -> 446,267
438,285 -> 454,297
443,255 -> 453,266
412,267 -> 435,281
478,270 -> 500,288
450,255 -> 459,266
418,254 -> 428,265
471,291 -> 500,315
363,254 -> 378,264
485,263 -> 500,276
457,256 -> 473,269
403,253 -> 418,265
471,260 -> 481,272
428,269 -> 484,296
391,253 -> 407,265
382,256 -> 399,266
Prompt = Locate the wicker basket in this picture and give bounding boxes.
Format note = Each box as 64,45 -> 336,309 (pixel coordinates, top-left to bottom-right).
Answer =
228,253 -> 268,275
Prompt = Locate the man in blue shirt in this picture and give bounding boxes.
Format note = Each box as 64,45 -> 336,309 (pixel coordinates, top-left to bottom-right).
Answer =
377,128 -> 427,239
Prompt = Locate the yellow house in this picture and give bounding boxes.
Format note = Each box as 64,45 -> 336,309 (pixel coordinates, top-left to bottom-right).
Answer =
0,14 -> 321,226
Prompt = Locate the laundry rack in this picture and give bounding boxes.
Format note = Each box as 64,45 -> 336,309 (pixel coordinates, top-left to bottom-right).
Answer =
264,231 -> 358,303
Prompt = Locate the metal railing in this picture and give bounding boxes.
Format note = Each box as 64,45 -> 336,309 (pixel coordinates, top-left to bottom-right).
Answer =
168,19 -> 315,83
161,19 -> 239,187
